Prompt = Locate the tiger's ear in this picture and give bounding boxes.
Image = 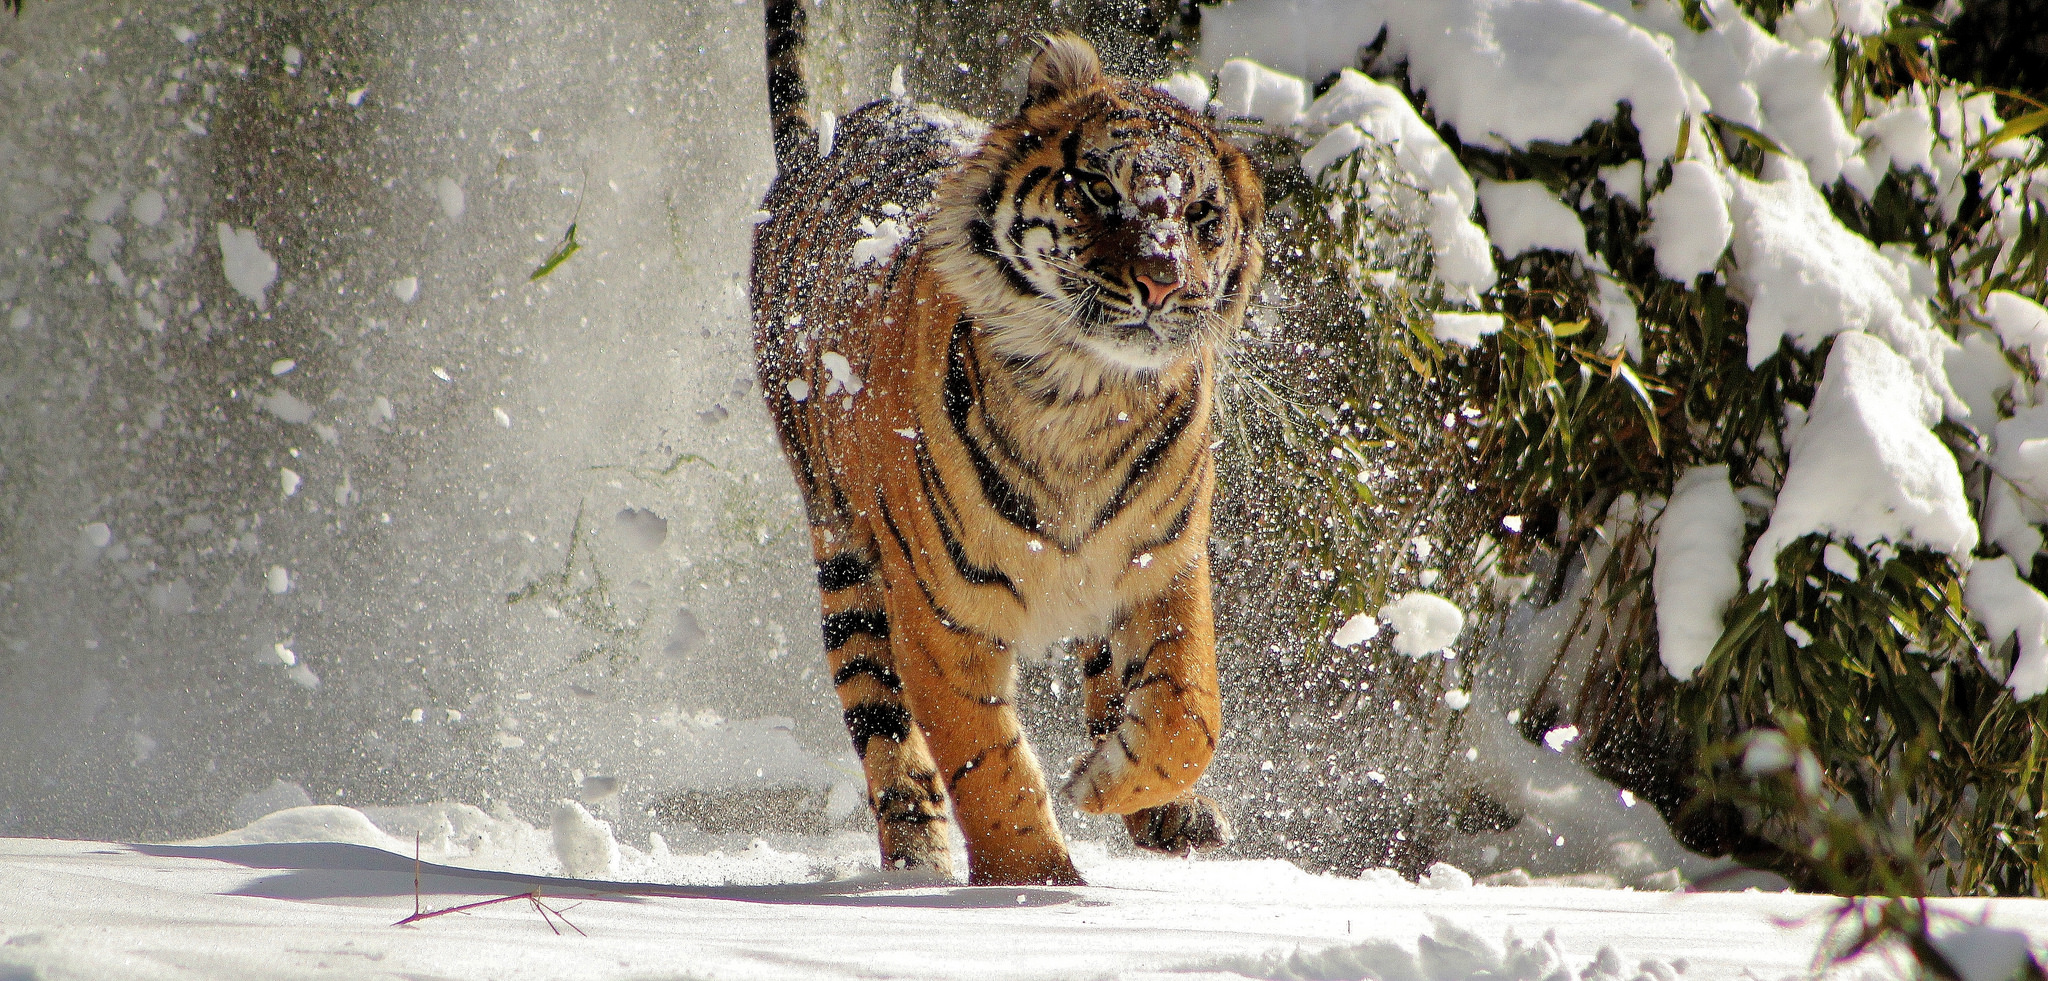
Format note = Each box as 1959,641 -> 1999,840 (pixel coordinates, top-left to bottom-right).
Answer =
1025,33 -> 1104,106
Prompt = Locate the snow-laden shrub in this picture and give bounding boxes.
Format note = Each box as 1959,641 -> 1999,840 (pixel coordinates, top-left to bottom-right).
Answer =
1197,0 -> 2048,893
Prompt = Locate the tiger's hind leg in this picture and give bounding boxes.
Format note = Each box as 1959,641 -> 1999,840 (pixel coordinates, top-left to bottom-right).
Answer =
814,525 -> 954,878
1066,561 -> 1223,818
1077,638 -> 1232,854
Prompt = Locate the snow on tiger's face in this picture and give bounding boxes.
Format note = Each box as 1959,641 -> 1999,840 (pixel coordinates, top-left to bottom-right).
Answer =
934,60 -> 1264,383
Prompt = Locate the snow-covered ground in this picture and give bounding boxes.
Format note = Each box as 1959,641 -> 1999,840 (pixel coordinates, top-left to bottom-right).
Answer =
0,829 -> 2001,981
4,802 -> 2045,980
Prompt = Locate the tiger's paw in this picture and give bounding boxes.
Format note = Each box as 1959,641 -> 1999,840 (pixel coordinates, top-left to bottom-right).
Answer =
1061,733 -> 1193,815
1125,793 -> 1231,854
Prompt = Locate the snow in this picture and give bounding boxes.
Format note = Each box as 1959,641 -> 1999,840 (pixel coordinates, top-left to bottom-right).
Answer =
1476,180 -> 1586,258
1727,158 -> 1961,420
1746,332 -> 1976,588
1947,331 -> 2016,434
1933,924 -> 2036,981
1594,275 -> 1641,360
1643,160 -> 1731,281
1432,311 -> 1504,349
1543,724 -> 1581,753
392,275 -> 421,303
257,389 -> 315,424
280,467 -> 302,497
551,800 -> 621,879
79,522 -> 114,549
1985,291 -> 2048,373
434,176 -> 467,220
1215,59 -> 1307,127
1964,557 -> 2048,700
215,223 -> 278,309
1654,465 -> 1746,680
1377,592 -> 1465,657
850,216 -> 909,268
1158,71 -> 1212,112
1329,612 -> 1380,647
12,825 -> 2048,981
1300,69 -> 1494,295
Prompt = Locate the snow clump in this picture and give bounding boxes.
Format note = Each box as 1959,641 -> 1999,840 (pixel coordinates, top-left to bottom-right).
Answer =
1964,557 -> 2048,700
1328,613 -> 1380,647
1214,59 -> 1305,127
1644,159 -> 1732,280
1432,312 -> 1503,349
551,799 -> 620,879
850,215 -> 909,268
216,223 -> 277,308
1746,332 -> 1975,588
1377,592 -> 1464,657
1653,465 -> 1746,679
1476,180 -> 1585,258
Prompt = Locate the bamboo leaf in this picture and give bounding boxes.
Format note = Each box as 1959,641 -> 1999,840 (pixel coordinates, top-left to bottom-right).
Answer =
529,223 -> 582,282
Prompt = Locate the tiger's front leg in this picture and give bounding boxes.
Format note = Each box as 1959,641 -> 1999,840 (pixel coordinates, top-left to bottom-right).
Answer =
885,577 -> 1084,886
1066,559 -> 1223,821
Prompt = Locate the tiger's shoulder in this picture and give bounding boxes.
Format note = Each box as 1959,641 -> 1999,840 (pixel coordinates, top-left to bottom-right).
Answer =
752,100 -> 984,317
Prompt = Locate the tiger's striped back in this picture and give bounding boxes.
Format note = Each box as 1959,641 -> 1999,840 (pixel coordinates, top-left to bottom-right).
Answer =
750,15 -> 1260,886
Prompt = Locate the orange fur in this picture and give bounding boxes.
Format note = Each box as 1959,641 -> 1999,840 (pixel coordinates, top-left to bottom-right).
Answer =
750,35 -> 1262,885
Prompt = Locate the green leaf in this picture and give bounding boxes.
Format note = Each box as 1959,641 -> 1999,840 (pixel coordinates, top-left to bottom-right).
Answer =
530,223 -> 581,282
1611,359 -> 1664,450
1983,108 -> 2048,151
1707,112 -> 1789,158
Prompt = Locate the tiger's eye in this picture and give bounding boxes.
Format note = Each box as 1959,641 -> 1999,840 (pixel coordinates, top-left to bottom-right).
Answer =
1085,177 -> 1116,206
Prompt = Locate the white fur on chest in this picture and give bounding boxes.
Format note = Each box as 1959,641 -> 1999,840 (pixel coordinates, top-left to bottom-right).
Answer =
1004,539 -> 1147,663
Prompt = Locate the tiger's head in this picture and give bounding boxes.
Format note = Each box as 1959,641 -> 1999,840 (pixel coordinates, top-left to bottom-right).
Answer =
930,35 -> 1264,393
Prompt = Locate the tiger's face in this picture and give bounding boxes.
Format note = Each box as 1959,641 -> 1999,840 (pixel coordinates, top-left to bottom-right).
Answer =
931,39 -> 1264,388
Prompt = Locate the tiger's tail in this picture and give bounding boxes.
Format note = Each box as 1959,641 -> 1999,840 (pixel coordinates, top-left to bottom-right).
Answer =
765,0 -> 817,170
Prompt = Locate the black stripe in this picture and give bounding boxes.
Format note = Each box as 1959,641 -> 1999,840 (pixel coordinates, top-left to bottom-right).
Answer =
1081,645 -> 1113,678
947,736 -> 1020,789
1060,123 -> 1085,172
816,552 -> 875,592
833,656 -> 903,692
915,441 -> 1023,601
822,610 -> 888,651
944,323 -> 1041,534
1087,698 -> 1125,741
1012,166 -> 1054,212
967,219 -> 1042,297
844,702 -> 912,757
875,496 -> 996,641
1092,386 -> 1199,531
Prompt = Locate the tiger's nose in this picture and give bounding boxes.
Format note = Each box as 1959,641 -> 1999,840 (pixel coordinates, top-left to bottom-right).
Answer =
1135,273 -> 1181,310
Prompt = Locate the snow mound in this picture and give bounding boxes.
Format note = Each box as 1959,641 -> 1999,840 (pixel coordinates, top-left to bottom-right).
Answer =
185,805 -> 412,853
1655,465 -> 1745,679
551,799 -> 620,879
1204,915 -> 1677,981
1728,159 -> 1961,419
1747,332 -> 1975,588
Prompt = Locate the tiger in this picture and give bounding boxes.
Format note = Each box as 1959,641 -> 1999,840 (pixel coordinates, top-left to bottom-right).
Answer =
749,0 -> 1264,886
